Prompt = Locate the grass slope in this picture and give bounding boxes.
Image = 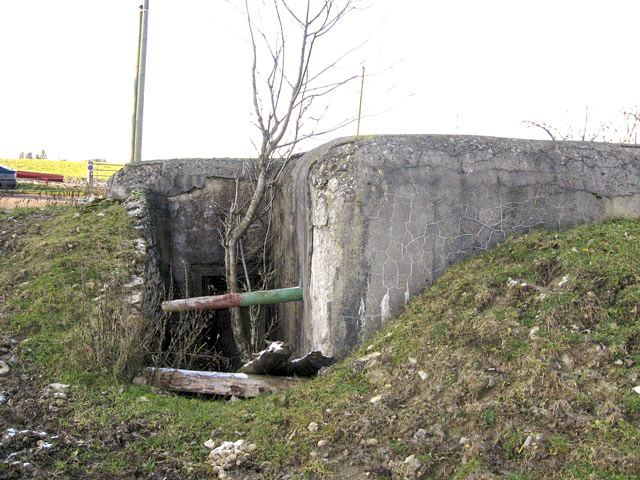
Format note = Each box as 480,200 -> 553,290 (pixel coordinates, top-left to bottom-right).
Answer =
0,203 -> 639,478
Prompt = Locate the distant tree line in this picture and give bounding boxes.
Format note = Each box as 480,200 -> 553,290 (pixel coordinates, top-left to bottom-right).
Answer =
19,149 -> 47,159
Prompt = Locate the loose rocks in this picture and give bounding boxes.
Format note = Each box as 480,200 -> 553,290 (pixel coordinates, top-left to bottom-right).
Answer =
205,439 -> 257,478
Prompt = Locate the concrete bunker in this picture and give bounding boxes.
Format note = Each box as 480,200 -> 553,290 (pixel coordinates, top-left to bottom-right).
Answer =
109,158 -> 275,370
109,135 -> 640,368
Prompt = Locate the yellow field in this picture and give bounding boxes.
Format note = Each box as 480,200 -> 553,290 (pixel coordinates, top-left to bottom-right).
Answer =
0,159 -> 125,180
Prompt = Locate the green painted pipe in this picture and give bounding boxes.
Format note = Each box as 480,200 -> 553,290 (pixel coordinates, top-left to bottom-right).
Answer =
161,287 -> 303,312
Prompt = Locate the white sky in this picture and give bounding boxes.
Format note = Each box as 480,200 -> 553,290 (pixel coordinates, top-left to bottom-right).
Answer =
1,0 -> 639,162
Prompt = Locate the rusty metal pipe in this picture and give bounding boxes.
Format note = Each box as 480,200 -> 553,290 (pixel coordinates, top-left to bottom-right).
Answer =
161,287 -> 303,312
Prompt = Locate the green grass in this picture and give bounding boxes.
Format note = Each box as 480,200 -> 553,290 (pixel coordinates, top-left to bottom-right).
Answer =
1,206 -> 639,478
14,182 -> 83,195
0,202 -> 143,375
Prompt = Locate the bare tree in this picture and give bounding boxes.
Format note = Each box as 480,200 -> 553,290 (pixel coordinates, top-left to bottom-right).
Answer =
223,0 -> 358,363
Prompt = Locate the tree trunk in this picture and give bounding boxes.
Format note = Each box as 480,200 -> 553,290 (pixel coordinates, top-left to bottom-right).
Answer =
225,240 -> 250,363
225,164 -> 268,364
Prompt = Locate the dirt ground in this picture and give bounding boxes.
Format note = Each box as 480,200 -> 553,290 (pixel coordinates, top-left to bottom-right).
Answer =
0,334 -> 193,479
0,196 -> 74,209
0,185 -> 193,479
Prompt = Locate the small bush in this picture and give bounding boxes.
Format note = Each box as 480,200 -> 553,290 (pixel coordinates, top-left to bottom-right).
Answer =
72,273 -> 150,379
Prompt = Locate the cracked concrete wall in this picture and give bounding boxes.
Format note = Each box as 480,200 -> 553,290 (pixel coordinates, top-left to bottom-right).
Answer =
109,137 -> 640,362
108,158 -> 249,294
273,135 -> 640,359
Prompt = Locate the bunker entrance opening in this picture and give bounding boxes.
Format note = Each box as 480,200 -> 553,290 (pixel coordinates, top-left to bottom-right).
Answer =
153,265 -> 277,372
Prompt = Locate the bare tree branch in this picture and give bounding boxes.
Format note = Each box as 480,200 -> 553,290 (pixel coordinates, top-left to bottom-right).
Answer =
522,120 -> 558,141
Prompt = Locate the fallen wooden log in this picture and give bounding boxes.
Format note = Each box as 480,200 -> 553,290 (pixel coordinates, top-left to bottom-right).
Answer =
143,367 -> 305,397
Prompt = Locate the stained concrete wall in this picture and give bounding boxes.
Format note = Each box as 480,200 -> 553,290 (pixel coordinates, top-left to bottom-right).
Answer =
109,136 -> 640,362
108,158 -> 250,295
272,135 -> 640,359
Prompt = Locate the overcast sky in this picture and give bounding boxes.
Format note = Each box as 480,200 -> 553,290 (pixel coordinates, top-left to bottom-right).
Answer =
1,0 -> 639,162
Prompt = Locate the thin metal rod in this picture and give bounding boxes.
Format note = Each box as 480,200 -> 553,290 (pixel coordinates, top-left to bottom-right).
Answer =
133,0 -> 150,163
356,66 -> 365,136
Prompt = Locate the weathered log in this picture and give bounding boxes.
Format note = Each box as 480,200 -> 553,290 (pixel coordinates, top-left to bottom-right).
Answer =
143,367 -> 305,397
161,287 -> 303,312
239,341 -> 293,374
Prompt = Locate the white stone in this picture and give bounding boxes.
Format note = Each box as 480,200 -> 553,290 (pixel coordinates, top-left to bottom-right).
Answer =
307,421 -> 319,433
369,395 -> 382,404
123,276 -> 144,288
204,439 -> 216,449
49,383 -> 70,392
358,352 -> 381,363
132,376 -> 147,386
125,293 -> 142,305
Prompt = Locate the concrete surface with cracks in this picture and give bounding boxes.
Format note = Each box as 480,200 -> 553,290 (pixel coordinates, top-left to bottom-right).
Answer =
108,157 -> 255,296
109,135 -> 640,361
272,135 -> 640,359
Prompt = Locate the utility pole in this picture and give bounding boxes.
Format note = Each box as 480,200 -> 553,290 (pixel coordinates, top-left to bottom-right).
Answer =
356,66 -> 365,136
131,1 -> 150,163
